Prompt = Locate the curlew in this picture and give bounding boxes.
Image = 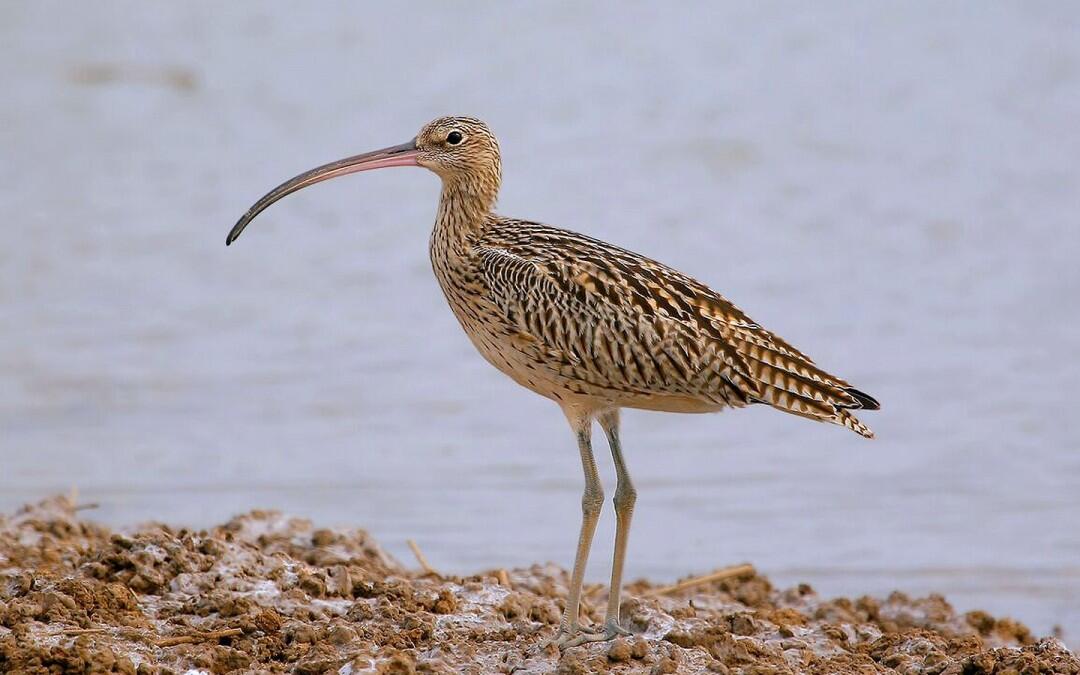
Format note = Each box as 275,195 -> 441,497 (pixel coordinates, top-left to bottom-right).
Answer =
226,116 -> 879,648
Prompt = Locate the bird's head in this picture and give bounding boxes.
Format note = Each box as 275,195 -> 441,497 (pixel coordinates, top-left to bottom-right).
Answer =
226,115 -> 501,246
415,116 -> 501,187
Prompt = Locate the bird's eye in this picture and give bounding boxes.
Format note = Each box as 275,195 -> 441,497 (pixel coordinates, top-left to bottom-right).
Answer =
446,131 -> 463,145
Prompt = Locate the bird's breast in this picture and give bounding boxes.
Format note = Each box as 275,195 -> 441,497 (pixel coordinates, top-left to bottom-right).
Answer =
427,244 -> 578,402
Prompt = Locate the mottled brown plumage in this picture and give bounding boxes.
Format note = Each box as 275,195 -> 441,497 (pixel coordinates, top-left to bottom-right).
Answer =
415,117 -> 878,437
227,115 -> 879,648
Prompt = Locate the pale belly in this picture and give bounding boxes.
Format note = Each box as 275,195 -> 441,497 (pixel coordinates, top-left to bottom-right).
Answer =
453,301 -> 581,402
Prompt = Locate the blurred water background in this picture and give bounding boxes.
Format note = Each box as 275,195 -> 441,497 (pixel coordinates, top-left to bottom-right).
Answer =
2,2 -> 1079,643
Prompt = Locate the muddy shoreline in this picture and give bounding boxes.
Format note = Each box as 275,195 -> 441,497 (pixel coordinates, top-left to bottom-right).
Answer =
1,497 -> 1075,674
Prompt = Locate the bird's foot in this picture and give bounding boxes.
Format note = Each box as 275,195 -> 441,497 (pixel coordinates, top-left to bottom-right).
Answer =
543,623 -> 582,650
546,618 -> 631,650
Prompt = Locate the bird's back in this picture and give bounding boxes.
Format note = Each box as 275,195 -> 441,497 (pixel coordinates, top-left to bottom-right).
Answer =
443,217 -> 878,437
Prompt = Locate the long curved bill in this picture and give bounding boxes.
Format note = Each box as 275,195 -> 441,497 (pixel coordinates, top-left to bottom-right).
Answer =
226,139 -> 420,245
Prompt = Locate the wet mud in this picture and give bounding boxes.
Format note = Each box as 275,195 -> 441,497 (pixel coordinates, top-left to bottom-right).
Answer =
1,496 -> 1075,674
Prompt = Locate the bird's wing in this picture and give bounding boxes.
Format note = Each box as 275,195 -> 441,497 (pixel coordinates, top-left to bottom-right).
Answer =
478,221 -> 877,434
475,237 -> 758,406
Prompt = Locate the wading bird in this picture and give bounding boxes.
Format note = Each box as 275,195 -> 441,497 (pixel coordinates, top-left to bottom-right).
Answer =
226,116 -> 879,648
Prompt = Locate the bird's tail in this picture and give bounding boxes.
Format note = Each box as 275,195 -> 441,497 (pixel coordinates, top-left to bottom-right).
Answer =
732,327 -> 880,438
752,380 -> 878,439
837,407 -> 876,439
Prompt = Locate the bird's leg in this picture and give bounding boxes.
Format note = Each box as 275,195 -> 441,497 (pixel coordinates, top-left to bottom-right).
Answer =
559,409 -> 636,647
599,409 -> 635,637
548,411 -> 604,649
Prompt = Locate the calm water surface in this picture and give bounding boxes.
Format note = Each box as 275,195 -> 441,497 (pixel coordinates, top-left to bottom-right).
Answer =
2,3 -> 1079,643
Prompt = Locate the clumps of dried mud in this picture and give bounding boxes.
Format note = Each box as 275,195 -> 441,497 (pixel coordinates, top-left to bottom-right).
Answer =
1,497 -> 1075,674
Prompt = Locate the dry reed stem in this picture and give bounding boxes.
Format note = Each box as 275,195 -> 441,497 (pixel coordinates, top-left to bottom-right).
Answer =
155,628 -> 243,647
406,539 -> 442,579
642,564 -> 756,597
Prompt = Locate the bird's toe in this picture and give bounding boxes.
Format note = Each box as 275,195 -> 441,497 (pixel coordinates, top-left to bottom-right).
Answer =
553,619 -> 632,649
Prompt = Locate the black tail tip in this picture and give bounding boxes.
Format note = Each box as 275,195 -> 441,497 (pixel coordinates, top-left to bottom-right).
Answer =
845,387 -> 880,411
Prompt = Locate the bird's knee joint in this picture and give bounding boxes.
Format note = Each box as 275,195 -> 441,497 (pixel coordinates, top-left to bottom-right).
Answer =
581,489 -> 604,515
614,484 -> 637,510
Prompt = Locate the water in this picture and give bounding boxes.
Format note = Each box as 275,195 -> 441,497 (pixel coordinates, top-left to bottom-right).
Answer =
2,2 -> 1079,643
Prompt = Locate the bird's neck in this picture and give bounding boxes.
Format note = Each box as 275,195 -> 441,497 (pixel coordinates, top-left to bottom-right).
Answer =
432,178 -> 497,252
